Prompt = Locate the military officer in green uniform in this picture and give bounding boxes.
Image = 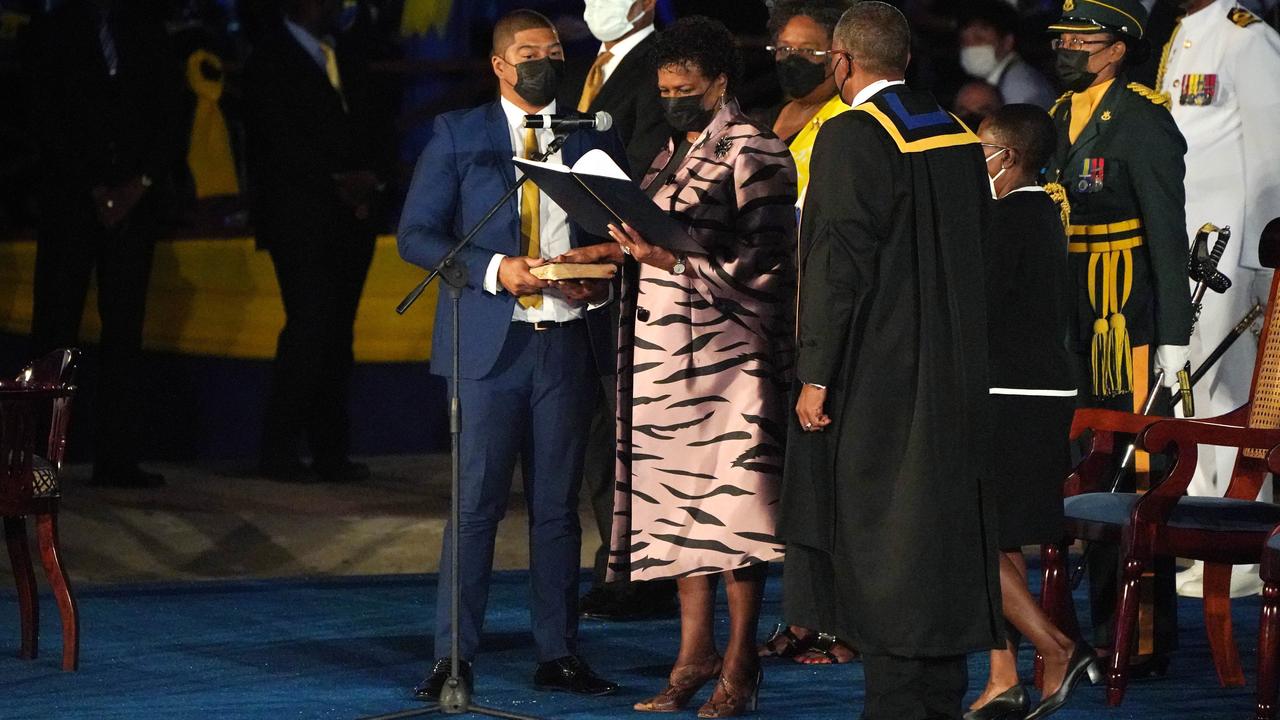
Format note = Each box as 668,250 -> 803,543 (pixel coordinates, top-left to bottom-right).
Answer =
1045,0 -> 1193,670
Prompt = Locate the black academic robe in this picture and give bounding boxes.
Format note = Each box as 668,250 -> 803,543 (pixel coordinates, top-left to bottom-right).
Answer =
779,85 -> 1003,658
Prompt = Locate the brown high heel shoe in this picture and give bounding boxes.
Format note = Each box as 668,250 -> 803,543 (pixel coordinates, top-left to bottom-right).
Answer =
696,666 -> 762,718
634,656 -> 723,713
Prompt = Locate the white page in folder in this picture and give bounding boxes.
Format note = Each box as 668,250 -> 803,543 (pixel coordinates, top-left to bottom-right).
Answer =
511,148 -> 630,180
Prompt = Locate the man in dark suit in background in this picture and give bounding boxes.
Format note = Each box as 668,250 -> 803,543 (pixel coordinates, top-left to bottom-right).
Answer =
398,9 -> 621,701
25,0 -> 180,488
244,0 -> 387,484
558,0 -> 678,622
560,0 -> 668,179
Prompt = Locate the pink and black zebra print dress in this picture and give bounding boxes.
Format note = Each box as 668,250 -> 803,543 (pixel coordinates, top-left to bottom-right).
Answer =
608,99 -> 798,581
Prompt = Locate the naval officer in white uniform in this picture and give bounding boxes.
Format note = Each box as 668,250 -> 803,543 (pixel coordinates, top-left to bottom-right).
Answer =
1157,0 -> 1280,598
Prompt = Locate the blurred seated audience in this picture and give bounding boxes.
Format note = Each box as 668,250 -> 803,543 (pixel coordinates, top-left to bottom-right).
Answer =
959,1 -> 1056,107
953,78 -> 1004,130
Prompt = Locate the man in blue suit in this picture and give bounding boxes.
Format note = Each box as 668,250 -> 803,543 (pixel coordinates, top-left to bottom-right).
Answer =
398,9 -> 621,701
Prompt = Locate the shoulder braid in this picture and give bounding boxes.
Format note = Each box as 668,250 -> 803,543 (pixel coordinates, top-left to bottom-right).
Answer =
1127,82 -> 1172,109
1044,182 -> 1072,232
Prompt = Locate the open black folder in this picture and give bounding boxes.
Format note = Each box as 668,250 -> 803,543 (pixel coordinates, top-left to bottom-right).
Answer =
513,150 -> 703,254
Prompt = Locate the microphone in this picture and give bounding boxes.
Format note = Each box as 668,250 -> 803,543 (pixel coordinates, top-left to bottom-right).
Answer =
523,111 -> 613,132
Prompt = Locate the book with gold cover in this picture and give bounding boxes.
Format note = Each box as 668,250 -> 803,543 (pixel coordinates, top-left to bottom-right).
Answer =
530,263 -> 616,281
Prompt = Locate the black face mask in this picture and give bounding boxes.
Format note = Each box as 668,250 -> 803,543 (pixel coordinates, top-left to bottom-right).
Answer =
513,57 -> 564,107
777,55 -> 828,100
1055,48 -> 1101,93
661,92 -> 715,132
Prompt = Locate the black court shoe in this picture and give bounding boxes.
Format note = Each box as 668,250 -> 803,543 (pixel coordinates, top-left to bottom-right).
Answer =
533,655 -> 618,696
1025,643 -> 1103,720
962,685 -> 1030,720
414,657 -> 473,701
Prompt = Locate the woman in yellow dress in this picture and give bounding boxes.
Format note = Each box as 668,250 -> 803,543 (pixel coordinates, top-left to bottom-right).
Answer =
755,0 -> 858,667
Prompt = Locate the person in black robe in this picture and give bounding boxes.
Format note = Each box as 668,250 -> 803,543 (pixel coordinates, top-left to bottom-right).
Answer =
967,104 -> 1098,720
779,4 -> 1002,719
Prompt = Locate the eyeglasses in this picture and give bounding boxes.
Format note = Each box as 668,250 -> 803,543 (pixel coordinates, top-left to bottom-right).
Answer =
766,45 -> 833,61
1050,38 -> 1115,51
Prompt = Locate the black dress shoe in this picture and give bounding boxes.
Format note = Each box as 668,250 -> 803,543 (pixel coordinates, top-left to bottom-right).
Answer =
963,685 -> 1030,720
533,655 -> 618,696
1025,642 -> 1102,720
414,657 -> 473,701
90,464 -> 166,488
314,459 -> 370,484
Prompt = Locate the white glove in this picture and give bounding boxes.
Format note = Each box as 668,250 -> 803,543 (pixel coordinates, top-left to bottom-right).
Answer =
1155,344 -> 1190,388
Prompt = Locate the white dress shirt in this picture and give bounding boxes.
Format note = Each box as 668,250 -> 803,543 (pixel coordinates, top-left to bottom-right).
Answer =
482,97 -> 584,323
848,78 -> 906,108
597,24 -> 655,85
283,17 -> 331,71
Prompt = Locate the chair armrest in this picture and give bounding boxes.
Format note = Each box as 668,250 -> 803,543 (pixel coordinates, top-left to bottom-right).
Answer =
1069,408 -> 1161,440
1138,419 -> 1280,500
1141,419 -> 1280,455
1063,408 -> 1164,497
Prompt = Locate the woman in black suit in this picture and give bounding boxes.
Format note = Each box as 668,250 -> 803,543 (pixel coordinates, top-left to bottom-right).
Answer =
967,105 -> 1099,720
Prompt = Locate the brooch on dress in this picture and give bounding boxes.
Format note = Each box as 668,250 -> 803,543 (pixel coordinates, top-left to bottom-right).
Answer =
714,137 -> 734,158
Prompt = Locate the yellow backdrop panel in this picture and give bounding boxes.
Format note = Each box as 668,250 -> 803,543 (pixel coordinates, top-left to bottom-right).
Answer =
0,236 -> 436,362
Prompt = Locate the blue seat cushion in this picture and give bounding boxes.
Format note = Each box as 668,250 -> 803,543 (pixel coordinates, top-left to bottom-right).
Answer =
1065,492 -> 1280,534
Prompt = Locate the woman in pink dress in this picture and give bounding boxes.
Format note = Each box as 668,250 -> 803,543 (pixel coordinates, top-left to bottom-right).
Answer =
564,16 -> 797,718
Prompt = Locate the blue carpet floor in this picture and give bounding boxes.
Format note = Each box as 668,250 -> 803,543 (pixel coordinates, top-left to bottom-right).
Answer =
0,569 -> 1261,719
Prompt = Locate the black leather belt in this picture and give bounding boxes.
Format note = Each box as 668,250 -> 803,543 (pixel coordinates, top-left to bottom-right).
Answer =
518,318 -> 584,331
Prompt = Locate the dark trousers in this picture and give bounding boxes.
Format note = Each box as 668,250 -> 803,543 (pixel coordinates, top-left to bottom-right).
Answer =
260,228 -> 374,468
1075,348 -> 1178,654
584,374 -> 617,584
861,654 -> 968,720
31,199 -> 158,472
435,321 -> 596,663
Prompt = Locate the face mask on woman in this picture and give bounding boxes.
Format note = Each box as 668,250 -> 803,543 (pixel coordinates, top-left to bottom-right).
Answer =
584,0 -> 641,43
661,87 -> 717,132
1055,46 -> 1112,92
513,56 -> 565,107
777,55 -> 828,100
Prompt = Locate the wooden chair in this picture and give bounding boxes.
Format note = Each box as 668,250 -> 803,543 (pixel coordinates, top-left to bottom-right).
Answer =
2,348 -> 80,670
1040,221 -> 1280,707
1254,446 -> 1280,720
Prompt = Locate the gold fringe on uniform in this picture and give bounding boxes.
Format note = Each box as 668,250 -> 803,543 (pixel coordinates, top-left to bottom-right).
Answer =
1072,225 -> 1142,397
1044,182 -> 1071,232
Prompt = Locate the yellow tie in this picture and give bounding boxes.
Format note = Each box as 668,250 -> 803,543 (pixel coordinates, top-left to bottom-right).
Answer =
577,51 -> 614,112
519,128 -> 543,309
318,41 -> 348,112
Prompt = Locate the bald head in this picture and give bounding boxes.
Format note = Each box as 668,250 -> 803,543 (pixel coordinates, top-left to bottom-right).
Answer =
833,1 -> 910,77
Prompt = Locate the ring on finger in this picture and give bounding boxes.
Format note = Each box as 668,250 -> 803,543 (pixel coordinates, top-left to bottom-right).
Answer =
621,244 -> 632,256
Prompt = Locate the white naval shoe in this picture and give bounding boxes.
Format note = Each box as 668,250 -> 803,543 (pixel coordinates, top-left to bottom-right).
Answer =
1175,561 -> 1204,592
1176,562 -> 1263,599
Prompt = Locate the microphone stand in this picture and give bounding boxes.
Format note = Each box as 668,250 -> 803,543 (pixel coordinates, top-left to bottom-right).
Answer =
363,132 -> 571,720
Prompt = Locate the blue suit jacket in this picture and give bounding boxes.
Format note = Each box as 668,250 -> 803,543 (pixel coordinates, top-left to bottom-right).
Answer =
398,100 -> 625,379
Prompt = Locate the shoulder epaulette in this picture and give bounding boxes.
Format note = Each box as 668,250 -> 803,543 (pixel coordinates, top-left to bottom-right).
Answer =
1127,82 -> 1171,109
1229,6 -> 1262,27
1048,91 -> 1073,117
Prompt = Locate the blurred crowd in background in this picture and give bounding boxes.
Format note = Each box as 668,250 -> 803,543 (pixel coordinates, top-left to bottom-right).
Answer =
3,0 -> 1275,242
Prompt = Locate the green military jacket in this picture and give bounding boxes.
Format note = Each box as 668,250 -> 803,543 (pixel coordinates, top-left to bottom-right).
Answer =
1046,73 -> 1192,397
